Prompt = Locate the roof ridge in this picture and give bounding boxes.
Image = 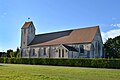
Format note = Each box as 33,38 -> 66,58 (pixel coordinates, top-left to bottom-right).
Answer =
36,25 -> 99,36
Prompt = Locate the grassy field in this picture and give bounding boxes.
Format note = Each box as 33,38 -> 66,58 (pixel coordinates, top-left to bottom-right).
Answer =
0,64 -> 120,80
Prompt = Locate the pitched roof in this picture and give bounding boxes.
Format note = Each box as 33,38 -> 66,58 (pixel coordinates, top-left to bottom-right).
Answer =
62,44 -> 78,52
21,21 -> 33,29
30,26 -> 99,47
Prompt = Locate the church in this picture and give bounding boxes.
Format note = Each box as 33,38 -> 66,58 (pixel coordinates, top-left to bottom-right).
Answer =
20,21 -> 104,58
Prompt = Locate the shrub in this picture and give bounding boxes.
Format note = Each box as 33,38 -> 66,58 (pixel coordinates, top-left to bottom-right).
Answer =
0,58 -> 120,69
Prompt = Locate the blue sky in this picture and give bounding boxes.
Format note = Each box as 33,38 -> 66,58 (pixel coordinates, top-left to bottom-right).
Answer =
0,0 -> 120,52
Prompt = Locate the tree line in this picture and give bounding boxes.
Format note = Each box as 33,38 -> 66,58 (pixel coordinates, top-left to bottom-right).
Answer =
0,47 -> 20,58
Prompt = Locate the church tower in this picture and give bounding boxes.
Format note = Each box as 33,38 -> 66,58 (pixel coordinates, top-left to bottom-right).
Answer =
21,21 -> 35,49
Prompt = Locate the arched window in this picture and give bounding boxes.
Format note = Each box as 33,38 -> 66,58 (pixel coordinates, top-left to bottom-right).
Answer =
62,49 -> 64,58
91,44 -> 94,57
38,48 -> 41,57
80,45 -> 84,53
59,49 -> 61,57
96,42 -> 98,49
43,48 -> 46,55
98,42 -> 101,57
33,49 -> 35,56
95,42 -> 98,55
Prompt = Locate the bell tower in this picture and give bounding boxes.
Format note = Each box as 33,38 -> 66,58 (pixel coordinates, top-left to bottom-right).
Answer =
21,21 -> 35,48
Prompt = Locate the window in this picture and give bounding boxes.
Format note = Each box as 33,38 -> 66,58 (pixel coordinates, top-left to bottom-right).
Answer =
38,48 -> 41,57
33,49 -> 35,56
43,48 -> 46,55
59,49 -> 61,57
98,43 -> 101,57
62,49 -> 64,58
80,45 -> 84,53
91,44 -> 94,57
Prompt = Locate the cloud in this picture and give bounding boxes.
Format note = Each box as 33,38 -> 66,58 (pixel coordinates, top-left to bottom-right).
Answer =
101,29 -> 120,43
111,23 -> 120,28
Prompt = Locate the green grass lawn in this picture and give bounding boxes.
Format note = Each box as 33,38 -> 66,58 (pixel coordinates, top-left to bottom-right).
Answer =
0,64 -> 120,80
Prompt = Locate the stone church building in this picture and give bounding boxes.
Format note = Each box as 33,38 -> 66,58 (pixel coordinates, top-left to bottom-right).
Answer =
20,21 -> 104,58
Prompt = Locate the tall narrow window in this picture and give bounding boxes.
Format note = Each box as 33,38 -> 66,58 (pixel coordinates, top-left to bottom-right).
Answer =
62,49 -> 64,58
98,43 -> 100,57
44,48 -> 46,55
96,42 -> 98,55
59,49 -> 61,57
91,44 -> 94,57
80,45 -> 84,53
39,48 -> 41,57
33,49 -> 35,56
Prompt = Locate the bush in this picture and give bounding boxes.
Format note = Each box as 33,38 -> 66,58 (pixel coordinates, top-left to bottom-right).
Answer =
0,58 -> 120,69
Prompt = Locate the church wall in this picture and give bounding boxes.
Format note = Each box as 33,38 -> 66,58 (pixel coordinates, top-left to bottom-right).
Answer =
92,29 -> 103,58
21,29 -> 28,48
22,43 -> 97,58
21,48 -> 29,58
68,52 -> 72,58
84,44 -> 91,58
49,46 -> 55,58
27,24 -> 35,45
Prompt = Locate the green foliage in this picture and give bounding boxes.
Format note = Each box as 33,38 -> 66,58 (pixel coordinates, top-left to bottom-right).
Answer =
0,58 -> 120,69
2,53 -> 7,57
10,52 -> 15,58
104,36 -> 120,58
0,48 -> 21,58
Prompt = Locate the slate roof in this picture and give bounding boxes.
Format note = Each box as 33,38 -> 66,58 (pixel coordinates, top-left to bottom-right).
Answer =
29,26 -> 99,47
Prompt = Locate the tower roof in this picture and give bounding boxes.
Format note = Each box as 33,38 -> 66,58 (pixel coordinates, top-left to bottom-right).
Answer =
21,21 -> 33,29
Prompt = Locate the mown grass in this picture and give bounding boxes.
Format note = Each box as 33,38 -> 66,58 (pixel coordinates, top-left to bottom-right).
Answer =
0,64 -> 120,80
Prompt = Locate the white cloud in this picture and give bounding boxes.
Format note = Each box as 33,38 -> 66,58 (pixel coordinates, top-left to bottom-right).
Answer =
101,29 -> 120,43
111,23 -> 120,28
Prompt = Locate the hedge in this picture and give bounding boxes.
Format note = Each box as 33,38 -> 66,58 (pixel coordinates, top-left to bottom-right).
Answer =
0,58 -> 120,69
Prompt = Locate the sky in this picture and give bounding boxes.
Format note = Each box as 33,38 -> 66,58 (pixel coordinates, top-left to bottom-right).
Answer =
0,0 -> 120,52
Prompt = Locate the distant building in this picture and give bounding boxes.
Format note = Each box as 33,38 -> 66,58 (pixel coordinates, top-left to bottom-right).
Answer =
20,21 -> 103,58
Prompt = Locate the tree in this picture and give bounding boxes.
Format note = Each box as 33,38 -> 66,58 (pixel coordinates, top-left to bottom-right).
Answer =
0,52 -> 7,57
10,52 -> 15,58
104,36 -> 120,58
7,49 -> 13,57
15,47 -> 20,58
